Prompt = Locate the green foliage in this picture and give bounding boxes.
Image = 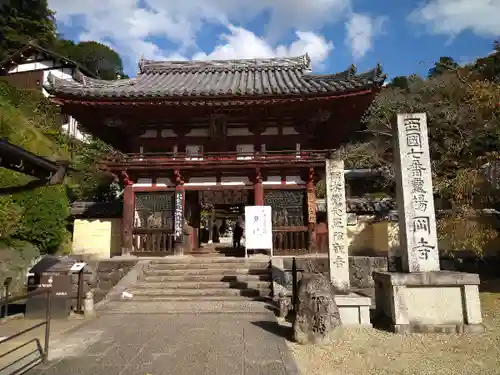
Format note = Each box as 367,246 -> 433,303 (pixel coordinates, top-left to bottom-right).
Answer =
356,52 -> 500,254
472,40 -> 500,82
0,1 -> 126,260
11,185 -> 69,253
387,76 -> 410,91
0,82 -> 72,254
68,139 -> 119,202
54,40 -> 125,80
428,56 -> 459,78
0,0 -> 57,59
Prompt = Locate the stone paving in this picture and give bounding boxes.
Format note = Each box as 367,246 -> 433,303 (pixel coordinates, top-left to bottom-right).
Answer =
17,311 -> 300,375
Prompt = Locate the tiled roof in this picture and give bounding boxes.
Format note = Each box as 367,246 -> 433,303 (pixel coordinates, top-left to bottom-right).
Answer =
317,197 -> 397,215
44,54 -> 385,99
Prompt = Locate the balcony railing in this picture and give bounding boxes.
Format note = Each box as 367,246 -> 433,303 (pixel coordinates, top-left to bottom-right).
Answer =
101,149 -> 329,170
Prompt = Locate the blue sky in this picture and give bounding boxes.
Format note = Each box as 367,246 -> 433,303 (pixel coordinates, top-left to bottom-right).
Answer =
50,0 -> 498,80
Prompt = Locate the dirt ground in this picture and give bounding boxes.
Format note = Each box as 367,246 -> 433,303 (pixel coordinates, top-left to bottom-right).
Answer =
286,286 -> 500,375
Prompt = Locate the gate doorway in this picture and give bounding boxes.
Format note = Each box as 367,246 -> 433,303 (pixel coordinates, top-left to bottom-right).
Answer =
185,189 -> 253,254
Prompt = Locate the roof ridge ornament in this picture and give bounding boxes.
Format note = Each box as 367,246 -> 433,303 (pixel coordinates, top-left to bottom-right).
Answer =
138,53 -> 145,75
348,64 -> 357,78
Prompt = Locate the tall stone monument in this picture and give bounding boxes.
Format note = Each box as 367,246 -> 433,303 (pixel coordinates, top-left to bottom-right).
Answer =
373,113 -> 483,333
393,113 -> 439,272
325,158 -> 349,292
321,157 -> 372,327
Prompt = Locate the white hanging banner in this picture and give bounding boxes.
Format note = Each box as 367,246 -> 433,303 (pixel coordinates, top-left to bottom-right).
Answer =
244,206 -> 273,257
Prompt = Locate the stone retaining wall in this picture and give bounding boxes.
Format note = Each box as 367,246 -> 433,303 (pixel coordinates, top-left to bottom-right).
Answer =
272,256 -> 388,298
90,259 -> 138,303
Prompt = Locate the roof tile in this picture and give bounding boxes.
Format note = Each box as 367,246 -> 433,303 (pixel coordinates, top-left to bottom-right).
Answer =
44,54 -> 385,99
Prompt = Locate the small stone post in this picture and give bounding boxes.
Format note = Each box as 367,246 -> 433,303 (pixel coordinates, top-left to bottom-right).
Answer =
84,291 -> 96,318
393,113 -> 439,272
325,158 -> 350,292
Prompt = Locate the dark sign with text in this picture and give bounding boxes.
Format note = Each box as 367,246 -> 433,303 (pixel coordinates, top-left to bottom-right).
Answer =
174,191 -> 184,240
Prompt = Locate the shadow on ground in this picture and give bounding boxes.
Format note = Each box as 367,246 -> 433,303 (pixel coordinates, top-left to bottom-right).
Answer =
479,278 -> 500,293
251,320 -> 293,341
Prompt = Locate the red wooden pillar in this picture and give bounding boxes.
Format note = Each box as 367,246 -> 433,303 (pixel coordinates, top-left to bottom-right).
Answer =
254,168 -> 264,205
173,170 -> 185,255
122,182 -> 135,255
306,167 -> 317,251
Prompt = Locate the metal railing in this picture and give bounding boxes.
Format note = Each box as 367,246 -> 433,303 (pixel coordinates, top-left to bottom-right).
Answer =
0,289 -> 52,371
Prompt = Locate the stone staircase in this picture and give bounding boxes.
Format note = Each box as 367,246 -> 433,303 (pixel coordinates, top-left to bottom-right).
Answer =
101,257 -> 274,314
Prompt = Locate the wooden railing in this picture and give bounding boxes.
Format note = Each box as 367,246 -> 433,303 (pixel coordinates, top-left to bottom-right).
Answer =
272,226 -> 309,255
132,228 -> 175,254
101,149 -> 329,170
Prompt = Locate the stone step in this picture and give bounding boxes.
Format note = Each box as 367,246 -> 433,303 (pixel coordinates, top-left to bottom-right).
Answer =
142,274 -> 272,282
142,268 -> 270,277
132,281 -> 272,290
99,300 -> 275,314
147,261 -> 270,270
126,288 -> 271,298
149,257 -> 268,264
115,295 -> 273,302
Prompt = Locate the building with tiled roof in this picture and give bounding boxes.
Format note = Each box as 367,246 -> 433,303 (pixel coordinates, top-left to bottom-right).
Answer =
0,42 -> 98,142
45,54 -> 386,257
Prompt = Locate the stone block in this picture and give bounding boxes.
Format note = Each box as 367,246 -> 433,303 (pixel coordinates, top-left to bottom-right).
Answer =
335,293 -> 372,327
373,271 -> 484,333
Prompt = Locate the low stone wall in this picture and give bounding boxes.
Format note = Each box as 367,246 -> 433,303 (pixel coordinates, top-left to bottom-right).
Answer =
92,259 -> 138,303
272,256 -> 388,298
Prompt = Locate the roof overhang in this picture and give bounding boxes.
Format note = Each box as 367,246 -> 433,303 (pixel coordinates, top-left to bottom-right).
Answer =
49,87 -> 381,108
0,138 -> 70,194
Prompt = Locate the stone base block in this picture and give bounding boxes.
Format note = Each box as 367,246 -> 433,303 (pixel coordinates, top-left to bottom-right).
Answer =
373,271 -> 484,334
335,293 -> 372,328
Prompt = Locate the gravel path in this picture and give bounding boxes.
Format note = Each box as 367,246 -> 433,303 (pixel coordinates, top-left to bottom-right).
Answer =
284,290 -> 500,375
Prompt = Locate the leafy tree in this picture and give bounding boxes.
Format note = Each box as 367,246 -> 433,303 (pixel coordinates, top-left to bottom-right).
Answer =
11,185 -> 69,253
428,56 -> 459,78
388,76 -> 409,91
55,40 -> 126,80
358,67 -> 500,254
67,138 -> 121,202
472,40 -> 500,82
0,0 -> 57,59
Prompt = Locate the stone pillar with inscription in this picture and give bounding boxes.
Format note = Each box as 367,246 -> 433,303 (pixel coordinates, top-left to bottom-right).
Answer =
173,170 -> 185,256
394,113 -> 439,272
325,159 -> 349,293
373,113 -> 483,334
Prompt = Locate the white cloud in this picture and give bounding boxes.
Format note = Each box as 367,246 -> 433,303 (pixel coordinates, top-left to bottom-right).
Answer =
48,0 -> 349,73
409,0 -> 500,37
191,26 -> 333,69
344,13 -> 386,60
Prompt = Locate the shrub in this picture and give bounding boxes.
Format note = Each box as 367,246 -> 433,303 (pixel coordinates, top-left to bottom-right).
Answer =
11,185 -> 69,254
